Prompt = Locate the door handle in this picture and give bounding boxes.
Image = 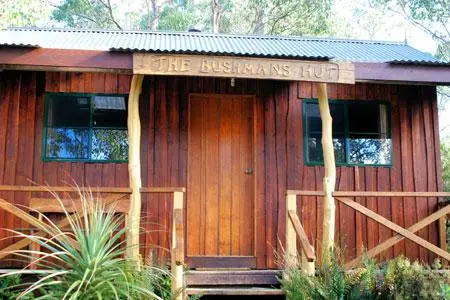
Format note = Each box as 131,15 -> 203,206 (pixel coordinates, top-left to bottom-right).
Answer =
244,168 -> 253,174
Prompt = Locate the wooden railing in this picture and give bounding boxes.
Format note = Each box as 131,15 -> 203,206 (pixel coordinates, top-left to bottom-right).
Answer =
141,187 -> 185,299
0,185 -> 186,299
286,192 -> 316,275
287,190 -> 450,271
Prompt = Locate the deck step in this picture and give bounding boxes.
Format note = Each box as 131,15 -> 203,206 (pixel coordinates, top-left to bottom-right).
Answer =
185,286 -> 284,296
185,270 -> 280,286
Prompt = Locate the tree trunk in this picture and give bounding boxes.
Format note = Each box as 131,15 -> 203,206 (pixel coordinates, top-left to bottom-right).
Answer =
317,83 -> 336,264
211,0 -> 221,33
252,5 -> 265,34
150,0 -> 160,30
126,74 -> 144,265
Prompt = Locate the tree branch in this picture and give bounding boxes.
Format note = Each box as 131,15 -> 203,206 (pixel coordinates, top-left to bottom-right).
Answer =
98,0 -> 123,30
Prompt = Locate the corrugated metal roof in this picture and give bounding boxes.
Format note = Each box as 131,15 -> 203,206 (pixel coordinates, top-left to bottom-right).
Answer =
0,27 -> 443,64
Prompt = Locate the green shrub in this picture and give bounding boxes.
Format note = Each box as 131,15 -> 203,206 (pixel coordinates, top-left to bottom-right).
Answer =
0,274 -> 33,300
351,256 -> 448,300
0,188 -> 173,299
281,253 -> 361,300
383,257 -> 447,300
281,254 -> 449,300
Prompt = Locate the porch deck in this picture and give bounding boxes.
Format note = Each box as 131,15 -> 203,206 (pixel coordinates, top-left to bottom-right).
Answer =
0,185 -> 448,296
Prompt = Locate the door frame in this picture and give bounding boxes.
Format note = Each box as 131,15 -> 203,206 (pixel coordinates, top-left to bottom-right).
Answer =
186,93 -> 259,268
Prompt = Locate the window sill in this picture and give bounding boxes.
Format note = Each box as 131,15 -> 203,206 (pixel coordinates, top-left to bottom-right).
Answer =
42,158 -> 128,164
304,162 -> 392,168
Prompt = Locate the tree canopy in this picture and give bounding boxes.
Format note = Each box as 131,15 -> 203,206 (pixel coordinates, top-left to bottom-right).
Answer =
0,0 -> 50,29
49,0 -> 334,35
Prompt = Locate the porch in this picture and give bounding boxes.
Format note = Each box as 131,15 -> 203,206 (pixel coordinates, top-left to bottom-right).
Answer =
0,185 -> 448,297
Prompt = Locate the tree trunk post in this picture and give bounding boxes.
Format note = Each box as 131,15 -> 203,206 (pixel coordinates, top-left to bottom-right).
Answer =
316,82 -> 336,264
126,74 -> 144,264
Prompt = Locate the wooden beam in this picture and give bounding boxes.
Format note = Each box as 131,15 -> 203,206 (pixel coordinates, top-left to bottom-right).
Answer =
185,270 -> 280,286
439,216 -> 447,252
134,53 -> 355,84
185,256 -> 257,269
354,62 -> 450,85
126,74 -> 144,262
334,191 -> 450,197
140,187 -> 186,193
0,193 -> 128,259
317,82 -> 336,263
288,210 -> 315,262
0,185 -> 131,193
0,48 -> 132,73
172,191 -> 184,300
285,194 -> 297,265
336,197 -> 450,261
345,204 -> 450,269
29,197 -> 129,213
0,198 -> 76,248
287,190 -> 324,196
287,190 -> 450,197
173,209 -> 184,264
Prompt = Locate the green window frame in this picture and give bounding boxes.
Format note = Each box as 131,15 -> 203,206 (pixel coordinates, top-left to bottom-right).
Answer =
303,99 -> 392,167
42,92 -> 129,163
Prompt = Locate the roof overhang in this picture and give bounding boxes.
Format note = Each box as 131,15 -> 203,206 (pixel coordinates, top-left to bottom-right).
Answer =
355,62 -> 450,85
0,47 -> 449,85
0,48 -> 132,74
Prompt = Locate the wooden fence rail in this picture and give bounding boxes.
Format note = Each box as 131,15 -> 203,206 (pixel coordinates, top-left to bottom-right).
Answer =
0,185 -> 185,299
285,193 -> 315,275
286,190 -> 450,271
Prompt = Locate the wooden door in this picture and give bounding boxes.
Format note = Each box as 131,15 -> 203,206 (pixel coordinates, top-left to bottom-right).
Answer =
187,94 -> 255,268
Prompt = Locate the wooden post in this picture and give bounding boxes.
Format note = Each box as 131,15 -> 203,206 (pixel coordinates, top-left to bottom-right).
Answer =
172,191 -> 184,300
286,194 -> 298,266
316,82 -> 336,264
439,215 -> 447,251
126,74 -> 144,263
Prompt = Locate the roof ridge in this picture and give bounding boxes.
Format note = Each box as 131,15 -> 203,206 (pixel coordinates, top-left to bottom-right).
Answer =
4,26 -> 407,46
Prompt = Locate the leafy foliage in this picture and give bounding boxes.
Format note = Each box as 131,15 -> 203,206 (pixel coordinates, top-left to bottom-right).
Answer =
281,254 -> 361,300
49,0 -> 333,35
0,274 -> 33,300
0,188 -> 170,299
52,0 -> 123,29
0,0 -> 50,29
281,254 -> 449,300
441,142 -> 450,192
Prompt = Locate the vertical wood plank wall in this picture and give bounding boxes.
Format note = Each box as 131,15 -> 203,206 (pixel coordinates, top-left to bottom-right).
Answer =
0,70 -> 442,269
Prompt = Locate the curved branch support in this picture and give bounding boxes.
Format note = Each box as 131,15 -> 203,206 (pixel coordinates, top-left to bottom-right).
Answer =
126,74 -> 144,264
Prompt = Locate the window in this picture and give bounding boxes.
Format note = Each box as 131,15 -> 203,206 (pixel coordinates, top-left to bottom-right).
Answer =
43,93 -> 128,162
304,100 -> 391,166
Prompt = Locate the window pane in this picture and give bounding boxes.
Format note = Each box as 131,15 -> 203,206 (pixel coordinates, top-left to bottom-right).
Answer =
91,129 -> 128,161
348,102 -> 380,133
47,95 -> 90,127
348,135 -> 392,165
306,102 -> 345,134
307,134 -> 346,163
45,128 -> 89,159
93,96 -> 127,128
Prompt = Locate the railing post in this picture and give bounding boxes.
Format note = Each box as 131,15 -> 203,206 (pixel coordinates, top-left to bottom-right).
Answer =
439,215 -> 447,251
172,191 -> 184,300
302,251 -> 315,276
286,193 -> 297,266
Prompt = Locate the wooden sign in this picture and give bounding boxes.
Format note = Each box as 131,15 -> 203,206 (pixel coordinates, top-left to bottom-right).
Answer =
133,53 -> 355,84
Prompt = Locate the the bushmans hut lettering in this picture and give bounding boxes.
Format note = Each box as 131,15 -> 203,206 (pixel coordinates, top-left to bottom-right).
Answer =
133,53 -> 355,84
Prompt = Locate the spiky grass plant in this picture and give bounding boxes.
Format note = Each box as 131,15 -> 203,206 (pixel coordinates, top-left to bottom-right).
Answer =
0,187 -> 170,299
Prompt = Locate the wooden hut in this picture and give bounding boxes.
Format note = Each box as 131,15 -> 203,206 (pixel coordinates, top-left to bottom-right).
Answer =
0,28 -> 450,295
